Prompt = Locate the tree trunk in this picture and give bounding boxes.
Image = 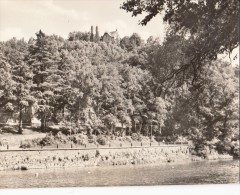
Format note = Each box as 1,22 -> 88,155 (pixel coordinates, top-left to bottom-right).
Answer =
159,123 -> 161,135
158,117 -> 161,135
150,122 -> 153,141
41,113 -> 46,132
128,126 -> 131,136
113,125 -> 116,136
222,114 -> 228,141
139,123 -> 142,135
146,125 -> 149,137
18,105 -> 23,134
62,106 -> 64,118
108,123 -> 112,136
121,123 -> 123,137
44,115 -> 47,131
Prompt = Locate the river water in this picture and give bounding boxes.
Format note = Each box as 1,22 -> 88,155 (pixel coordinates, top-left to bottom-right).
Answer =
0,160 -> 239,188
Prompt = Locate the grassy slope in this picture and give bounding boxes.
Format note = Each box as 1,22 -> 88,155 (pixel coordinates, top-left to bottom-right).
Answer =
0,128 -> 46,148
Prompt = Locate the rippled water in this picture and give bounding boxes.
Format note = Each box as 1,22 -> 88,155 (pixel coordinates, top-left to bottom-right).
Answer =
0,160 -> 239,188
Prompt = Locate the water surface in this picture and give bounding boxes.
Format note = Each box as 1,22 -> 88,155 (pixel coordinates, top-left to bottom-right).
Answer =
0,160 -> 239,188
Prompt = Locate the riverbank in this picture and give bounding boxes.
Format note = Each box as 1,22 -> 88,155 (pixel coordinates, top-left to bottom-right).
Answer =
0,145 -> 235,171
0,145 -> 191,171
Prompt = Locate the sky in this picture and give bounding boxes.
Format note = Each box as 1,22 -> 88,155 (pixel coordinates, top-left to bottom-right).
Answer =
0,0 -> 238,65
0,0 -> 166,41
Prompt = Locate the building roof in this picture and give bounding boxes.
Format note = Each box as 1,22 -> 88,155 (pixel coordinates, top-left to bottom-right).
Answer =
109,30 -> 119,40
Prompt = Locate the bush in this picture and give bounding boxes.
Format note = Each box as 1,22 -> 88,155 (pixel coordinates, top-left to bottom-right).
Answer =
88,134 -> 94,139
72,134 -> 88,145
175,136 -> 189,144
47,126 -> 60,134
20,140 -> 32,149
125,136 -> 132,142
232,141 -> 239,158
83,154 -> 89,161
97,136 -> 106,145
155,135 -> 177,143
154,130 -> 162,136
31,138 -> 42,146
57,121 -> 82,135
88,134 -> 95,143
20,165 -> 28,170
141,125 -> 149,136
110,135 -> 116,140
131,133 -> 141,141
117,137 -> 123,141
215,141 -> 232,154
196,147 -> 208,158
54,132 -> 68,144
59,126 -> 71,135
154,135 -> 163,142
95,150 -> 100,157
39,134 -> 55,146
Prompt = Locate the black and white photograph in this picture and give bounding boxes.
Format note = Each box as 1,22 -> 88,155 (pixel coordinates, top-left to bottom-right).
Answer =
0,0 -> 239,192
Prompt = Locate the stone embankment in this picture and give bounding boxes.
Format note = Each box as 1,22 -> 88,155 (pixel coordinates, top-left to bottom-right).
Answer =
0,145 -> 190,171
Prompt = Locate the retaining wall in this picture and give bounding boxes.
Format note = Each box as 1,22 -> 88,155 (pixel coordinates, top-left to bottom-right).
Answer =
0,145 -> 190,170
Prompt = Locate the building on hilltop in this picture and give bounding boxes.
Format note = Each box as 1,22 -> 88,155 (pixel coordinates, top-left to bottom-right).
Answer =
101,29 -> 120,45
90,26 -> 120,45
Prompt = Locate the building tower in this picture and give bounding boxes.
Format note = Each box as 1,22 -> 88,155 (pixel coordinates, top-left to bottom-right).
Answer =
90,26 -> 94,42
95,26 -> 100,42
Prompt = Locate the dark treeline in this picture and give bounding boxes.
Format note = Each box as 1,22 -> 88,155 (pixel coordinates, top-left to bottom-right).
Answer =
0,30 -> 239,154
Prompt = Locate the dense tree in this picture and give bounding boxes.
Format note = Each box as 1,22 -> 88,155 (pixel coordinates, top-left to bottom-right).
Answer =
68,31 -> 91,42
163,61 -> 239,148
0,28 -> 238,154
120,33 -> 144,51
121,0 -> 239,83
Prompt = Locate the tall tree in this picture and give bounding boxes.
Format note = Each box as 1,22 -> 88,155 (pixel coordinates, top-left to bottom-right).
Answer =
3,38 -> 35,133
0,51 -> 14,112
164,60 -> 239,147
28,30 -> 61,131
